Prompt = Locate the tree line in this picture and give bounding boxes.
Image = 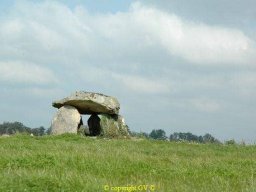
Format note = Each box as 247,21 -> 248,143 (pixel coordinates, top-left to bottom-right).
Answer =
0,122 -> 49,136
131,129 -> 221,144
0,121 -> 222,144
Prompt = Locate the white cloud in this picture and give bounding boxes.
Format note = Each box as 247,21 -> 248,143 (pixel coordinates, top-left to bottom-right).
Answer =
0,1 -> 255,96
0,1 -> 92,63
130,2 -> 256,65
112,74 -> 170,94
23,87 -> 64,98
189,98 -> 221,112
1,19 -> 24,39
76,66 -> 171,94
171,97 -> 222,113
229,72 -> 256,97
1,1 -> 255,66
0,61 -> 58,85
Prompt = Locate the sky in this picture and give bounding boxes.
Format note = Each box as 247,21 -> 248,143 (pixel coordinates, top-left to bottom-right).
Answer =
0,0 -> 255,142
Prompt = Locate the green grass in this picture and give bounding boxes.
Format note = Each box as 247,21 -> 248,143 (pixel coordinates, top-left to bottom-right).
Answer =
0,134 -> 255,192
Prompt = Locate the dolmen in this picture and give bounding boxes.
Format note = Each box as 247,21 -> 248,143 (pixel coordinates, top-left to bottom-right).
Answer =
51,91 -> 130,138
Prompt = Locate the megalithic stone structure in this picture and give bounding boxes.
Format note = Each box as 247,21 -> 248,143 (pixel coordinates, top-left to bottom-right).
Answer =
51,91 -> 130,137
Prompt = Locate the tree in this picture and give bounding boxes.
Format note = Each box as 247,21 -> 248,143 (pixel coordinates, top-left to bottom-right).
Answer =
225,139 -> 236,145
202,133 -> 219,143
149,129 -> 167,140
170,132 -> 199,142
0,122 -> 47,136
46,127 -> 52,135
130,131 -> 149,138
169,132 -> 220,144
31,126 -> 46,136
39,126 -> 46,135
0,122 -> 30,135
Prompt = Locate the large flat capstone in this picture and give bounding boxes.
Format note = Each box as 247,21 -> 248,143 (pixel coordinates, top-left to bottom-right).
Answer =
52,91 -> 120,115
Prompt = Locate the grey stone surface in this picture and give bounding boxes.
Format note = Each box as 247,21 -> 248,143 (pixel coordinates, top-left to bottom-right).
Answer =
99,114 -> 130,137
116,115 -> 130,136
51,105 -> 81,135
84,114 -> 130,137
52,91 -> 120,115
84,126 -> 90,136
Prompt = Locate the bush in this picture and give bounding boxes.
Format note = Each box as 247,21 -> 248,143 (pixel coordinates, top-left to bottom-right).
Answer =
225,139 -> 236,145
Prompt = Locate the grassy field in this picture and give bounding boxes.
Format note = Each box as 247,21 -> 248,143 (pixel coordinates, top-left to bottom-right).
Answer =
0,134 -> 255,192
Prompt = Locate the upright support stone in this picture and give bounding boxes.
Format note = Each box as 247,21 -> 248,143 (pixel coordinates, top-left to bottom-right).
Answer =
99,114 -> 130,138
117,115 -> 130,136
51,105 -> 81,135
